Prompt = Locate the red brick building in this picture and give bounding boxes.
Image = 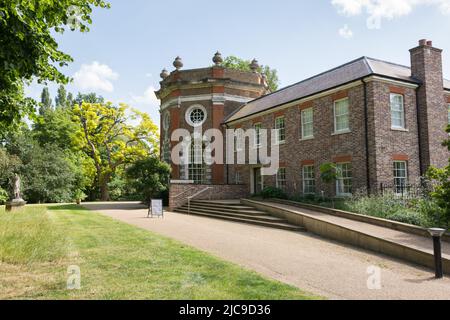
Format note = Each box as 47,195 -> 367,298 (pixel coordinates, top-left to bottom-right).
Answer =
157,40 -> 450,202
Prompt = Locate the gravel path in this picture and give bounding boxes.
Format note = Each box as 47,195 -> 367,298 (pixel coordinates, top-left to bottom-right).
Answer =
82,202 -> 450,300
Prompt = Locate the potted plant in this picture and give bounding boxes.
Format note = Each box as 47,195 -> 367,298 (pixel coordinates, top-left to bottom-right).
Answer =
74,189 -> 87,205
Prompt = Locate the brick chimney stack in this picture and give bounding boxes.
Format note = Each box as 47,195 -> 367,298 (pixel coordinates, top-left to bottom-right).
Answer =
410,39 -> 448,172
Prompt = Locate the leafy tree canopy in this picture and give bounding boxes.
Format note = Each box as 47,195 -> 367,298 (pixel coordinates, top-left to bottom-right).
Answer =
221,56 -> 280,92
0,0 -> 110,134
55,85 -> 68,108
72,102 -> 159,200
126,157 -> 171,204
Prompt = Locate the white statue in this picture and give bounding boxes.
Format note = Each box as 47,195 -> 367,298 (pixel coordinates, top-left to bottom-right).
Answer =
13,173 -> 21,200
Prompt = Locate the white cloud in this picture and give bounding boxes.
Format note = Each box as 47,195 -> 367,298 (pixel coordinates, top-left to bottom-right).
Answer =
131,86 -> 159,107
332,0 -> 450,29
73,61 -> 119,92
339,24 -> 354,38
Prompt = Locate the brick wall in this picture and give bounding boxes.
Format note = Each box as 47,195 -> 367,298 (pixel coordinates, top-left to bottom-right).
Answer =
169,183 -> 250,210
158,66 -> 268,183
228,84 -> 370,197
368,81 -> 421,187
227,78 -> 439,197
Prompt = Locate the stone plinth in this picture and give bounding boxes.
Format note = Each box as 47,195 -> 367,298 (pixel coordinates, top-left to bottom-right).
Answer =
5,199 -> 27,212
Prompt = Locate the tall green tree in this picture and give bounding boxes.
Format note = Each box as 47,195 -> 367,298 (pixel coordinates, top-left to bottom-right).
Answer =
5,128 -> 80,203
72,102 -> 159,201
75,92 -> 104,105
126,157 -> 171,204
33,103 -> 76,150
222,56 -> 279,92
40,87 -> 52,114
55,85 -> 67,108
67,92 -> 74,108
0,0 -> 110,134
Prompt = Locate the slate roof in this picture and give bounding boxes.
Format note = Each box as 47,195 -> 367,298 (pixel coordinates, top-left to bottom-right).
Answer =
225,56 -> 450,123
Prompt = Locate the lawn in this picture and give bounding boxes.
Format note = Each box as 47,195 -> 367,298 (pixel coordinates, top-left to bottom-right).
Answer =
0,205 -> 319,300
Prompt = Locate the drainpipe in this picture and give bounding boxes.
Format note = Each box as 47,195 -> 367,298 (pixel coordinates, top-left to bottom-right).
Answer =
415,88 -> 424,177
223,123 -> 230,185
363,79 -> 371,195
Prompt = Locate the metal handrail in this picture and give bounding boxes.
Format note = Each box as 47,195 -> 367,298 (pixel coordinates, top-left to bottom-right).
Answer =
187,187 -> 213,214
173,186 -> 197,199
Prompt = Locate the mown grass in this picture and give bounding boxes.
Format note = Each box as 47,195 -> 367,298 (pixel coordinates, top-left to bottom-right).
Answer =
0,205 -> 320,300
0,206 -> 67,264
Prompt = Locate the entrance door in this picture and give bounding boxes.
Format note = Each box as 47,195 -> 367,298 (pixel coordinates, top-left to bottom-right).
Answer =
253,168 -> 263,194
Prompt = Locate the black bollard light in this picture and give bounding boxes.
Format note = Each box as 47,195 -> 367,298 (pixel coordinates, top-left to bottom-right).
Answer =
428,228 -> 447,279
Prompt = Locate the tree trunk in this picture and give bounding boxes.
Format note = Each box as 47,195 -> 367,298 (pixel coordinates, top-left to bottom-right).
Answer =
99,172 -> 111,201
100,183 -> 110,201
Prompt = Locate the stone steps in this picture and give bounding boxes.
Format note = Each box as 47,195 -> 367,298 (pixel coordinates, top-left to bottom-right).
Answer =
174,200 -> 305,232
185,204 -> 267,216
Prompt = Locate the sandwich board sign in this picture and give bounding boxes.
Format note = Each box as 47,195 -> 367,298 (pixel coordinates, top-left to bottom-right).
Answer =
148,199 -> 164,218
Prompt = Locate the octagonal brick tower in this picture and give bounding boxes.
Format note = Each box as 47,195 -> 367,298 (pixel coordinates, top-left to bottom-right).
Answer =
155,53 -> 269,184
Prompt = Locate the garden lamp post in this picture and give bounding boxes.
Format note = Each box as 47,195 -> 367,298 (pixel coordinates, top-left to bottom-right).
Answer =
428,228 -> 446,279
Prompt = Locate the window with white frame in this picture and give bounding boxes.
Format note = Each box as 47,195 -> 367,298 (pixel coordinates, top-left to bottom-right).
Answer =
336,162 -> 352,196
393,161 -> 408,194
254,123 -> 262,147
301,108 -> 314,139
189,142 -> 205,184
390,94 -> 405,129
235,171 -> 242,184
276,168 -> 287,190
334,98 -> 350,133
275,116 -> 286,144
302,165 -> 315,194
234,129 -> 244,152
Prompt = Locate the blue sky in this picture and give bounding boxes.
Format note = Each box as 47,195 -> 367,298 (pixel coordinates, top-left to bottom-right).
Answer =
26,0 -> 450,127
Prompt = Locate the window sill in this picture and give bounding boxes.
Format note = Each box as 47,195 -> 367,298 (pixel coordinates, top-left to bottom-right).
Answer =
275,141 -> 286,146
391,127 -> 409,132
300,136 -> 314,142
332,129 -> 351,136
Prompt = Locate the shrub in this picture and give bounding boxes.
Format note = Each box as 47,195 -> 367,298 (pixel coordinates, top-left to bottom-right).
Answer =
344,192 -> 407,219
0,187 -> 8,204
259,187 -> 288,200
415,198 -> 446,228
427,166 -> 450,228
386,210 -> 425,226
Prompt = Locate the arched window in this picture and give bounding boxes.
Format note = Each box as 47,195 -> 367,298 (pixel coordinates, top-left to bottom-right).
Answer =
163,111 -> 171,131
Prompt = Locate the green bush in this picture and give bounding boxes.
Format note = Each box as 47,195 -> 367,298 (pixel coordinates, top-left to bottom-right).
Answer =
415,198 -> 446,228
386,210 -> 426,226
259,187 -> 288,200
344,192 -> 407,219
0,187 -> 8,204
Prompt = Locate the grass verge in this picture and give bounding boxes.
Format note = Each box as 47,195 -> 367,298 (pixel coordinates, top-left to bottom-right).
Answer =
0,205 -> 320,300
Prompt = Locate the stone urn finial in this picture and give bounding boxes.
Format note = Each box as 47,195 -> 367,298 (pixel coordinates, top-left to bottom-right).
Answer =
160,68 -> 169,79
173,56 -> 183,70
213,51 -> 223,66
250,59 -> 260,72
